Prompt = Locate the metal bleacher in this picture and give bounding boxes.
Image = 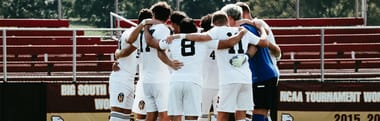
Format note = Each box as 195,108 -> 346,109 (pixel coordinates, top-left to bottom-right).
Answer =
1,18 -> 380,83
1,19 -> 121,82
273,26 -> 380,81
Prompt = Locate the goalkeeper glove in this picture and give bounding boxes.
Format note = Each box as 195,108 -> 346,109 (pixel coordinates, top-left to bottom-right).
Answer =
229,54 -> 248,68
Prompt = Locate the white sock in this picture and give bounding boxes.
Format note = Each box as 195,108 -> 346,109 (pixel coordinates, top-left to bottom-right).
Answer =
109,111 -> 130,121
210,114 -> 217,121
185,120 -> 197,121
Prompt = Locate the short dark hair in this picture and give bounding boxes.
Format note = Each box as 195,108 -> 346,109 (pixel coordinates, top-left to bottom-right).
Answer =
212,11 -> 228,26
236,2 -> 251,12
138,9 -> 152,24
150,2 -> 172,21
179,18 -> 198,33
171,11 -> 188,25
200,14 -> 213,32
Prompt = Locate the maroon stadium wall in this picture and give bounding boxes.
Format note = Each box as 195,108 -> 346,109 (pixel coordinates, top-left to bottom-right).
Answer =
278,81 -> 380,121
1,81 -> 380,121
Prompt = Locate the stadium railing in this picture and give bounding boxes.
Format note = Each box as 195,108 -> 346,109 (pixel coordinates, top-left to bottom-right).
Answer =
0,19 -> 70,28
116,17 -> 364,28
265,17 -> 364,27
272,26 -> 380,81
275,34 -> 380,44
1,26 -> 380,82
1,28 -> 124,83
272,28 -> 380,35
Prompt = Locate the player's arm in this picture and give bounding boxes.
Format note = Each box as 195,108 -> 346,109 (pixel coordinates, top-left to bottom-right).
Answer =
143,25 -> 161,49
156,38 -> 184,70
167,33 -> 212,43
268,42 -> 281,59
246,44 -> 257,58
236,19 -> 269,35
112,61 -> 120,72
126,21 -> 145,44
157,50 -> 183,70
217,28 -> 247,49
114,45 -> 137,59
243,29 -> 269,57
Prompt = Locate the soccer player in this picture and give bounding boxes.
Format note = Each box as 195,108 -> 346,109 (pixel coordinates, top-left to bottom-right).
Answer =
108,27 -> 136,121
156,18 -> 248,121
198,14 -> 219,121
235,2 -> 281,121
111,8 -> 153,121
167,11 -> 268,121
141,2 -> 172,121
170,11 -> 188,34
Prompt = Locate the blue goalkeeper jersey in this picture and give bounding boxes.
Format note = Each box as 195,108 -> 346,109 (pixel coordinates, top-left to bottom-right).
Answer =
241,24 -> 279,83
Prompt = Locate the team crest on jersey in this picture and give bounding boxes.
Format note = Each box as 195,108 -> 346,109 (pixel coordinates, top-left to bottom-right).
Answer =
138,100 -> 145,110
117,92 -> 124,103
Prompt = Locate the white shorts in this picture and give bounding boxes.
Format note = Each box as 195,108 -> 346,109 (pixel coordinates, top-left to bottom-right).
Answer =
201,88 -> 218,114
216,83 -> 253,113
132,81 -> 146,115
143,83 -> 168,112
168,81 -> 201,116
109,71 -> 135,109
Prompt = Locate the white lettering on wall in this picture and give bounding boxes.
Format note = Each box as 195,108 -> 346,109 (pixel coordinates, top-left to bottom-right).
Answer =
77,84 -> 107,96
61,84 -> 76,96
363,91 -> 380,103
94,98 -> 110,110
280,91 -> 303,102
305,91 -> 361,103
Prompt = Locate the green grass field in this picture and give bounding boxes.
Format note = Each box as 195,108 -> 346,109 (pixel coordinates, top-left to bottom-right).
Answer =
69,20 -> 108,36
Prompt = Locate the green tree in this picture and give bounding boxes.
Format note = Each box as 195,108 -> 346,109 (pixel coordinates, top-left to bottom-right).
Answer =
248,0 -> 296,18
120,0 -> 175,19
73,0 -> 115,27
368,0 -> 380,25
180,0 -> 238,19
299,0 -> 355,18
1,0 -> 56,18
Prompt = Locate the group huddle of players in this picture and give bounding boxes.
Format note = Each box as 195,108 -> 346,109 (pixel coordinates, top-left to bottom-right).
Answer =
108,1 -> 281,121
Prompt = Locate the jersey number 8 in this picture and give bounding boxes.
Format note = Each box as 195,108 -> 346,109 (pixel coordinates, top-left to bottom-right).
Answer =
181,39 -> 195,56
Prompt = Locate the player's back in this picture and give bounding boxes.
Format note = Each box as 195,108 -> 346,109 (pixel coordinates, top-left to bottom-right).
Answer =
208,26 -> 260,85
139,24 -> 171,83
202,49 -> 219,89
165,38 -> 217,86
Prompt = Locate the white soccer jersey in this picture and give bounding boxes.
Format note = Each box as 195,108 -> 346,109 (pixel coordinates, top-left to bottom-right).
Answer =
202,49 -> 219,89
118,28 -> 139,77
159,37 -> 218,86
207,26 -> 260,85
138,24 -> 171,84
109,28 -> 139,109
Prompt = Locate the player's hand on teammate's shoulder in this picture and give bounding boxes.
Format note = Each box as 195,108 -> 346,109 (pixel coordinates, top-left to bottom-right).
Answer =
144,24 -> 152,29
165,34 -> 180,44
169,60 -> 184,70
114,49 -> 121,59
144,19 -> 161,25
238,27 -> 248,35
112,61 -> 120,72
236,19 -> 252,26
